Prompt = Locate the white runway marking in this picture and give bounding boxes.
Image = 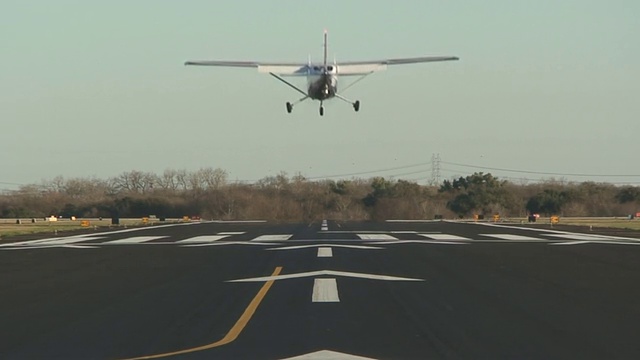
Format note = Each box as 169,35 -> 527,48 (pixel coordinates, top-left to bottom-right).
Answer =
251,234 -> 292,241
28,236 -> 105,246
181,242 -> 275,247
317,247 -> 333,257
312,278 -> 340,302
544,233 -> 618,241
323,231 -> 416,234
356,234 -> 398,241
419,234 -> 470,241
217,232 -> 246,235
550,240 -> 640,246
0,221 -> 205,248
0,244 -> 98,250
481,234 -> 545,241
279,349 -> 377,360
550,241 -> 592,246
470,222 -> 640,242
177,235 -> 230,243
229,270 -> 424,282
62,244 -> 99,249
367,240 -> 467,245
267,244 -> 382,250
320,220 -> 329,231
105,236 -> 168,244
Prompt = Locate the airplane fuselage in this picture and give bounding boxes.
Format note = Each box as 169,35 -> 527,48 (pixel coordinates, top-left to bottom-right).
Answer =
306,67 -> 338,100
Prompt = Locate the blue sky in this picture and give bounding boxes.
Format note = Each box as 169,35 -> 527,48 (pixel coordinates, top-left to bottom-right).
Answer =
1,0 -> 638,189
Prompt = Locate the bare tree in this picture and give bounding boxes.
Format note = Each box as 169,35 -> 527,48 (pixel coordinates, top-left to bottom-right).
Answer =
157,169 -> 179,191
200,167 -> 228,190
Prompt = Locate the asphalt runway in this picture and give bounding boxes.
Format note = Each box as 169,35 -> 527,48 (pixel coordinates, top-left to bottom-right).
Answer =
2,220 -> 640,359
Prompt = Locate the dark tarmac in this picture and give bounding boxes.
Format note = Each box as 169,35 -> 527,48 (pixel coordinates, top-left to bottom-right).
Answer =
2,220 -> 640,359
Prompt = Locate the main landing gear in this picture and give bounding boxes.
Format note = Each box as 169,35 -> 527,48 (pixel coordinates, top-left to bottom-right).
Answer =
286,99 -> 359,116
335,94 -> 360,113
286,95 -> 309,114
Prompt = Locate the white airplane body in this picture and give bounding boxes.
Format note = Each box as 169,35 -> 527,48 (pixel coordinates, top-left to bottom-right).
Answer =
185,31 -> 459,116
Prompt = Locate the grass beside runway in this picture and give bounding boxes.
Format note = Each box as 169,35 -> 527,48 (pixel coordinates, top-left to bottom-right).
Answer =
506,217 -> 640,231
0,218 -> 181,238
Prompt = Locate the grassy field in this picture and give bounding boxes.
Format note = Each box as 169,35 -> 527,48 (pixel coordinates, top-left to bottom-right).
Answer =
508,217 -> 640,231
0,218 -> 178,238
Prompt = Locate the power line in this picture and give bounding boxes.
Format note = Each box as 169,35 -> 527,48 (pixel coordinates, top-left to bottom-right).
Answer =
442,161 -> 640,177
387,168 -> 432,178
305,161 -> 432,180
0,181 -> 24,186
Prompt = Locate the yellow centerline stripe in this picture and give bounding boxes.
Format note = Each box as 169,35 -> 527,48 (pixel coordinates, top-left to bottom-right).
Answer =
119,266 -> 283,360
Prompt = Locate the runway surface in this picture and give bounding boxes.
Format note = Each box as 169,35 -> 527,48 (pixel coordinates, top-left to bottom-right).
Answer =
2,220 -> 640,359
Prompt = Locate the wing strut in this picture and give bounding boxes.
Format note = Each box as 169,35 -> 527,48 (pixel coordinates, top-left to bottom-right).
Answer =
269,73 -> 308,97
339,72 -> 374,93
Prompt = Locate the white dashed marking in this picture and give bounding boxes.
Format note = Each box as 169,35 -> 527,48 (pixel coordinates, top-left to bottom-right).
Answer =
317,247 -> 333,257
312,278 -> 340,302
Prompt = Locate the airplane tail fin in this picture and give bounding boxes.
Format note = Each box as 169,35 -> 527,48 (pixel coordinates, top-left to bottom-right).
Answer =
323,29 -> 328,72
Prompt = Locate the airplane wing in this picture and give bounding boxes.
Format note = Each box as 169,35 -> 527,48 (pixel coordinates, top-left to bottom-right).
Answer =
184,56 -> 459,76
336,56 -> 459,76
184,60 -> 309,76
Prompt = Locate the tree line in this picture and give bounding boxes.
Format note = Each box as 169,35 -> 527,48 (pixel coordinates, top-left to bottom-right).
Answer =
1,168 -> 639,221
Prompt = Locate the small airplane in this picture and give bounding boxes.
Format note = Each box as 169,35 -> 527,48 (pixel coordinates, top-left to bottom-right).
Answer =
185,30 -> 459,116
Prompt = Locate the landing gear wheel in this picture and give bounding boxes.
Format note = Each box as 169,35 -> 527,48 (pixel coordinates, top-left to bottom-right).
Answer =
353,100 -> 360,112
319,106 -> 324,116
286,102 -> 293,113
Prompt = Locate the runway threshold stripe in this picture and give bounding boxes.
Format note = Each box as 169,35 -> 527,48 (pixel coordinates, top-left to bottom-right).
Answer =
550,241 -> 591,246
105,236 -> 168,244
419,234 -> 470,241
544,234 -> 611,241
356,234 -> 398,240
28,236 -> 105,245
251,234 -> 292,241
177,235 -> 229,243
480,234 -> 544,241
119,266 -> 283,360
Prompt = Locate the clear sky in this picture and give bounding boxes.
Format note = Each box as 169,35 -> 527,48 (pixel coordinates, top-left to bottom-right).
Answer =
1,0 -> 639,190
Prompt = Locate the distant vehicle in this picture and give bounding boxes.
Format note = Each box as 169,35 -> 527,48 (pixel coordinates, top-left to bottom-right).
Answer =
185,30 -> 459,116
